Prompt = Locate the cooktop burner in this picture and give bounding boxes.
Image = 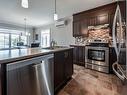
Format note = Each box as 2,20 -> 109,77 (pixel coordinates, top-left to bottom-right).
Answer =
87,43 -> 109,47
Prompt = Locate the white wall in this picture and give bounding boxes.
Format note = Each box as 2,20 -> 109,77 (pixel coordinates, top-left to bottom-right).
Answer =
35,16 -> 75,46
0,16 -> 75,47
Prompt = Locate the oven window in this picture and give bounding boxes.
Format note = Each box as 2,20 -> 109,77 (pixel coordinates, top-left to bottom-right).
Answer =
88,49 -> 105,61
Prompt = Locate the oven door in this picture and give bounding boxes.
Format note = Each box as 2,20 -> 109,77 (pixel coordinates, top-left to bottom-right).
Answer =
85,46 -> 109,66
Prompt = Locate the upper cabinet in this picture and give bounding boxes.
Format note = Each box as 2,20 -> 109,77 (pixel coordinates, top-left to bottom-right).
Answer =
97,14 -> 109,25
73,21 -> 81,36
73,19 -> 88,37
81,19 -> 88,36
73,1 -> 126,37
87,16 -> 97,26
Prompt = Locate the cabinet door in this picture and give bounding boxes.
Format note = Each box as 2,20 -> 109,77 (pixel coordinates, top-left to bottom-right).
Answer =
81,19 -> 88,36
73,47 -> 79,64
109,13 -> 114,25
54,52 -> 65,89
78,47 -> 85,65
97,14 -> 109,25
87,16 -> 97,26
73,21 -> 81,36
109,13 -> 114,36
119,1 -> 126,21
64,50 -> 73,79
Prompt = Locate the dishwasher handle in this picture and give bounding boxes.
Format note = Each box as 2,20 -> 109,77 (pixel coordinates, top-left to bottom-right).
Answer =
32,55 -> 54,95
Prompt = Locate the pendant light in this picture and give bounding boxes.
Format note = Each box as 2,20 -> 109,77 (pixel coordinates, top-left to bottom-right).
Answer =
21,0 -> 29,8
24,18 -> 30,36
24,18 -> 27,36
54,0 -> 58,20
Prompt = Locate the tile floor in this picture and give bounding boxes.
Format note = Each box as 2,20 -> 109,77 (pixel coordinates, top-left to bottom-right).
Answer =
57,65 -> 127,95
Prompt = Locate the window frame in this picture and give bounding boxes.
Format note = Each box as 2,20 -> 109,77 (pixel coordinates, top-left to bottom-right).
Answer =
0,29 -> 29,50
41,29 -> 51,48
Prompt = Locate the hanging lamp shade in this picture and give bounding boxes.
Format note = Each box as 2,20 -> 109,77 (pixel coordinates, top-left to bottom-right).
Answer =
54,13 -> 58,21
21,0 -> 29,8
54,0 -> 58,20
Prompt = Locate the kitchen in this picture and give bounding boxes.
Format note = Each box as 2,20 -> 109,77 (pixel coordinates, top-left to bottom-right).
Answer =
0,0 -> 126,95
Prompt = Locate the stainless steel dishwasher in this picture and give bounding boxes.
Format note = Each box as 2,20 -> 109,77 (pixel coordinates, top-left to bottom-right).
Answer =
7,54 -> 54,95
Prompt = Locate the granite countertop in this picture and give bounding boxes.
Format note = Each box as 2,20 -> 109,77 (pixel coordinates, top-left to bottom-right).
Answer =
0,47 -> 73,64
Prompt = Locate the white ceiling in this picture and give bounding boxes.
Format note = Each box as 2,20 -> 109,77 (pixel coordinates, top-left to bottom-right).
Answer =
0,0 -> 113,27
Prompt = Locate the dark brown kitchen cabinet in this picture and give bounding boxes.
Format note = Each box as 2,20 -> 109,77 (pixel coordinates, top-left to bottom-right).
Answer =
71,46 -> 85,66
87,16 -> 97,26
73,46 -> 79,63
54,52 -> 65,90
78,47 -> 85,65
64,50 -> 73,79
0,64 -> 6,95
73,20 -> 88,37
73,21 -> 81,36
109,13 -> 115,26
119,1 -> 126,21
109,47 -> 117,73
87,14 -> 109,26
0,64 -> 3,95
54,49 -> 73,92
81,19 -> 88,36
73,1 -> 125,37
97,14 -> 109,25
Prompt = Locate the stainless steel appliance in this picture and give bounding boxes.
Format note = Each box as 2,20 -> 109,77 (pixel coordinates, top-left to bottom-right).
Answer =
85,45 -> 109,73
112,1 -> 127,82
7,54 -> 54,95
33,55 -> 54,95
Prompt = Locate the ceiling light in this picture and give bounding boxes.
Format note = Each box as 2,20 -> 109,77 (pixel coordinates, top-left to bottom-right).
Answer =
21,0 -> 29,8
54,0 -> 58,21
54,13 -> 58,21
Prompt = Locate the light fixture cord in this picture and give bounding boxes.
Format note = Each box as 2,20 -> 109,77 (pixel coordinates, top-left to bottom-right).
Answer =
24,18 -> 26,34
24,18 -> 27,33
55,0 -> 56,13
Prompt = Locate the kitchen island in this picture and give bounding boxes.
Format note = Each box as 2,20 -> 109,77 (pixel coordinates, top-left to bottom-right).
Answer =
0,47 -> 73,95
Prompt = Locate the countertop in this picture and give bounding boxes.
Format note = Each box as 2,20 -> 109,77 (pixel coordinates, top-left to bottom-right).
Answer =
0,47 -> 73,64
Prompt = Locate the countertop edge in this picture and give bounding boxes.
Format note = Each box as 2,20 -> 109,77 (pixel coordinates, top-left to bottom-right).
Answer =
0,47 -> 73,64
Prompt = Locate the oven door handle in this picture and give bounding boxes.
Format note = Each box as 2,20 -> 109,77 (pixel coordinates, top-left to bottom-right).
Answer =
112,62 -> 126,81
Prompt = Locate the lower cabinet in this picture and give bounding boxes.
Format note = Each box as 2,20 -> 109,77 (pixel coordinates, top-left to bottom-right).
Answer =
64,50 -> 73,79
71,46 -> 85,66
54,49 -> 73,92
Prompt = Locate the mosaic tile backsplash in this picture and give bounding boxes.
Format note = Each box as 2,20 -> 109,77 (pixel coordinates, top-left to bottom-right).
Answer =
75,24 -> 112,45
88,24 -> 112,40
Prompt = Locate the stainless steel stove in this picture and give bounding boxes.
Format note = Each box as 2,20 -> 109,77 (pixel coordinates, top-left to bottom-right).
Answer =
85,43 -> 109,73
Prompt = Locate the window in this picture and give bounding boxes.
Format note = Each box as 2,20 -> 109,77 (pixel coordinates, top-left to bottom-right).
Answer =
0,33 -> 9,48
0,28 -> 29,49
21,36 -> 27,45
11,34 -> 20,47
41,29 -> 50,48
